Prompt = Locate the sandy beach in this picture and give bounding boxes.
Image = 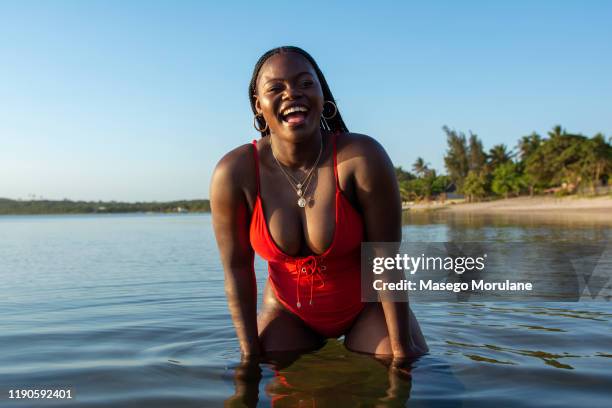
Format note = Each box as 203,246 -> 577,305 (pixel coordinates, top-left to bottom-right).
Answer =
406,195 -> 612,215
445,195 -> 612,213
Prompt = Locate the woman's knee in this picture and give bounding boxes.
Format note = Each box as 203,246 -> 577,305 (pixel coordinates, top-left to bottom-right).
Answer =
344,303 -> 393,355
344,303 -> 428,356
258,306 -> 324,353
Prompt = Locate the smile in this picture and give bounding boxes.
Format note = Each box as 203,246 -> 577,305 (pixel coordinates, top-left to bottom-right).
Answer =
280,104 -> 309,127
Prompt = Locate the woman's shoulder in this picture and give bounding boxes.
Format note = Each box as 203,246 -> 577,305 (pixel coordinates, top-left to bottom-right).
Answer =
211,142 -> 257,191
336,132 -> 389,165
336,133 -> 396,201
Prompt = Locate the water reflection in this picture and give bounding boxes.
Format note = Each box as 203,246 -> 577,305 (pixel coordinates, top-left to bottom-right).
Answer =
225,340 -> 467,407
403,210 -> 612,229
225,340 -> 414,407
403,211 -> 611,247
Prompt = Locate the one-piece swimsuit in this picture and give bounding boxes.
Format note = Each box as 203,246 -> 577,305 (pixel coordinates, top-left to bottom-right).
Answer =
249,132 -> 366,338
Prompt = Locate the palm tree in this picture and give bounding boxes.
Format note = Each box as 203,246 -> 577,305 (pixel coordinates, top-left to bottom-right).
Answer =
548,125 -> 565,139
412,157 -> 430,177
517,132 -> 542,162
488,144 -> 514,170
395,166 -> 415,183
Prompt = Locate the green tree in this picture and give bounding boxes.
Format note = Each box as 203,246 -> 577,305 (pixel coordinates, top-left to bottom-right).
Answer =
582,133 -> 612,193
412,157 -> 430,177
431,175 -> 451,196
539,129 -> 612,193
396,167 -> 416,202
468,132 -> 487,173
525,144 -> 553,193
398,169 -> 447,202
395,166 -> 415,184
517,132 -> 542,195
487,144 -> 513,170
421,169 -> 438,201
492,162 -> 524,198
401,178 -> 424,201
517,132 -> 542,163
548,124 -> 565,139
443,126 -> 469,191
462,171 -> 487,202
542,130 -> 589,191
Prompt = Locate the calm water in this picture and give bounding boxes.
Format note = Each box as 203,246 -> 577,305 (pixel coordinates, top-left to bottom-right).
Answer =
0,213 -> 610,407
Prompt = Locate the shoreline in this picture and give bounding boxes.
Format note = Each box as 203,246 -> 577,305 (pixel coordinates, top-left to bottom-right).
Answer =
406,195 -> 612,215
0,198 -> 210,216
0,211 -> 209,217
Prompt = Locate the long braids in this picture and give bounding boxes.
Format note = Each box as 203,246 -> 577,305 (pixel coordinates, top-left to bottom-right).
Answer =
248,46 -> 349,137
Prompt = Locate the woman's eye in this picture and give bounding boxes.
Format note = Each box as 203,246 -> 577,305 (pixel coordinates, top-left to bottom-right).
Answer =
267,86 -> 282,93
301,80 -> 313,87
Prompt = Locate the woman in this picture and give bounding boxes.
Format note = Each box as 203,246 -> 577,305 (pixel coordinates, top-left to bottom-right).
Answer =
211,46 -> 427,362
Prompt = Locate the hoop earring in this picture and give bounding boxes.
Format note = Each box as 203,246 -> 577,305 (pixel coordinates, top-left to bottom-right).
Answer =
253,114 -> 268,133
322,100 -> 337,120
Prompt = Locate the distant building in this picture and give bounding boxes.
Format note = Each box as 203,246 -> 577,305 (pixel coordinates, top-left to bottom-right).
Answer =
443,182 -> 464,200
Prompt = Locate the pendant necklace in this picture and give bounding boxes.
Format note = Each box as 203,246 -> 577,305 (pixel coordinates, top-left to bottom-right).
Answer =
270,135 -> 323,208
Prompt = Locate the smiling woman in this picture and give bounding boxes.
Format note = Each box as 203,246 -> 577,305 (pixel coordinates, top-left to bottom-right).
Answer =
210,46 -> 427,363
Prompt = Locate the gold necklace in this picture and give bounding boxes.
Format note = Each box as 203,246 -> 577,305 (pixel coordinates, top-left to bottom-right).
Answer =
270,135 -> 323,207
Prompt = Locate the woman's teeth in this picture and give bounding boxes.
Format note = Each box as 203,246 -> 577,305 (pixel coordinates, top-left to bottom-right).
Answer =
281,106 -> 308,125
281,106 -> 308,116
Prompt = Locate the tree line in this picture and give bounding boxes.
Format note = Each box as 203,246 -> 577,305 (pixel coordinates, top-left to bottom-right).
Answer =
3,125 -> 609,213
0,198 -> 211,215
397,125 -> 611,202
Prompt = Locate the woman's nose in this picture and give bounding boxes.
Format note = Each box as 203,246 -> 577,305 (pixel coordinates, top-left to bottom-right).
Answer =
282,84 -> 303,99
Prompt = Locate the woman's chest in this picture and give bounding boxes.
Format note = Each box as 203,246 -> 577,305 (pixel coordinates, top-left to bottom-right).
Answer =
262,181 -> 337,257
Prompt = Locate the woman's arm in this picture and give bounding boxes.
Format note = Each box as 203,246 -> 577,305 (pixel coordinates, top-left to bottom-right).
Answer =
210,148 -> 261,357
350,134 -> 411,358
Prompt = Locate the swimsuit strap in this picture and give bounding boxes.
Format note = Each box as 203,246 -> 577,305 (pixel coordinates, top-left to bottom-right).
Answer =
251,139 -> 260,195
332,132 -> 341,191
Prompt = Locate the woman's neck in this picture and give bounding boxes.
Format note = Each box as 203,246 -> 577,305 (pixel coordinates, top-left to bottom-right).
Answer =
269,130 -> 325,170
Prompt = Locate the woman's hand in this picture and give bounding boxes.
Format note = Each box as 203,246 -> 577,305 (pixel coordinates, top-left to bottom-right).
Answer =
390,337 -> 428,379
390,356 -> 414,380
392,335 -> 429,360
240,338 -> 263,360
226,356 -> 262,408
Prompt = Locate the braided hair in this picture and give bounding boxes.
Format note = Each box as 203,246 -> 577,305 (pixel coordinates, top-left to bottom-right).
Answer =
249,46 -> 348,137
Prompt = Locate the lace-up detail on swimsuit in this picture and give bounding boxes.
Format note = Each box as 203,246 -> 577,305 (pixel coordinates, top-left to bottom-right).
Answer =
294,255 -> 326,308
249,132 -> 366,338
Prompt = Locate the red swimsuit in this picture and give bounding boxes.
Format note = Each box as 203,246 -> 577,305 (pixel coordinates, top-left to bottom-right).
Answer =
249,132 -> 366,338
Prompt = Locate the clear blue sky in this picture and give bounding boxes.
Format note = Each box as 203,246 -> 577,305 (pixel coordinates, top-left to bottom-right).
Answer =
1,0 -> 610,201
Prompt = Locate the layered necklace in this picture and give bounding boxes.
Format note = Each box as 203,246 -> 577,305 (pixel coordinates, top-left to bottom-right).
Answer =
270,135 -> 323,208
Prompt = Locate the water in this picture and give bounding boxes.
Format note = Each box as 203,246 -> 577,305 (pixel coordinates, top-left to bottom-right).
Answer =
0,213 -> 610,407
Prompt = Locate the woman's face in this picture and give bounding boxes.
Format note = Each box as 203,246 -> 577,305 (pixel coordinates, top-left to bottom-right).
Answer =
254,52 -> 324,141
